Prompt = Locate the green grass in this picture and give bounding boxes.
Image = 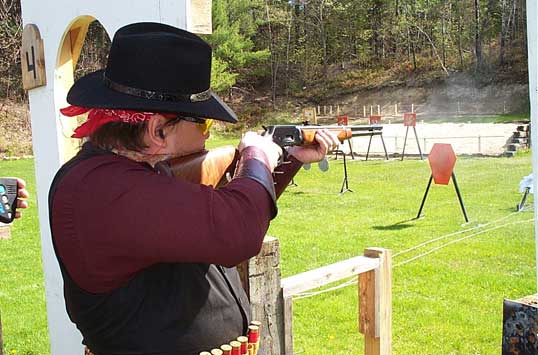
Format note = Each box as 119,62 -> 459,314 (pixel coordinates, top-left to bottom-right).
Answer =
0,140 -> 535,355
0,159 -> 48,355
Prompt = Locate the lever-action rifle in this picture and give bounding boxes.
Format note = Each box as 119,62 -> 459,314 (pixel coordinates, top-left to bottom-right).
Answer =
155,124 -> 382,188
262,124 -> 381,147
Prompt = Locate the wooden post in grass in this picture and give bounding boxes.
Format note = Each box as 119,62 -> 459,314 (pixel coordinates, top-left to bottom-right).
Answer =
359,248 -> 392,355
241,242 -> 392,355
238,236 -> 285,355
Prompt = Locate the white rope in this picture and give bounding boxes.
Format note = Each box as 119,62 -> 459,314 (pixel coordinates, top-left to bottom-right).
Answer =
393,211 -> 521,258
393,219 -> 533,268
292,215 -> 533,300
293,277 -> 356,300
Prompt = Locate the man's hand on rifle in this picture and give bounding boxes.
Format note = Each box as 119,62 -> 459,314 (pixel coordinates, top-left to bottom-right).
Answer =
15,177 -> 29,219
287,129 -> 340,164
238,131 -> 282,172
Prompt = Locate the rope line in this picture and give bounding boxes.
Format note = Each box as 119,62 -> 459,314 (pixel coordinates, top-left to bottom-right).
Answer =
292,211 -> 533,300
393,218 -> 533,268
393,211 -> 520,258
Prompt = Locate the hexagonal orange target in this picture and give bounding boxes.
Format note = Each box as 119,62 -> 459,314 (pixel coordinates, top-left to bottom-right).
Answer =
428,143 -> 456,185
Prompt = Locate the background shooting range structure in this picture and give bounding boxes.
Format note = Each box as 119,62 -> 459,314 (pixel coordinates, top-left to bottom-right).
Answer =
401,112 -> 424,161
16,1 -> 393,355
416,143 -> 469,223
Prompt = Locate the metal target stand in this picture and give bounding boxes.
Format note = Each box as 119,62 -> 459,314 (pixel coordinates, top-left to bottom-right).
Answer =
334,149 -> 352,194
401,113 -> 424,161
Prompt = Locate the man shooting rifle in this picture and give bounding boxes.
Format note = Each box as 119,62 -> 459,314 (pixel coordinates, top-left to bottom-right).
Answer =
50,22 -> 340,355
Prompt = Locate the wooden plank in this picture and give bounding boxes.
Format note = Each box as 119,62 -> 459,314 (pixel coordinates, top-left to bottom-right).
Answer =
358,269 -> 375,337
21,24 -> 47,90
283,295 -> 293,355
281,255 -> 379,298
360,248 -> 392,355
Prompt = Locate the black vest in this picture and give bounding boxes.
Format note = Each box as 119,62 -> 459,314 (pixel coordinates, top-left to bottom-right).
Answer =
48,143 -> 251,355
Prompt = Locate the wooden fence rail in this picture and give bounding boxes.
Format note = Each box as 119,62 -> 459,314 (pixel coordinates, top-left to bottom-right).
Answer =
240,237 -> 392,355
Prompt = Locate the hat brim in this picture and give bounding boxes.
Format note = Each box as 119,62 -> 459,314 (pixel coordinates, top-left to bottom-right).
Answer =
66,70 -> 238,123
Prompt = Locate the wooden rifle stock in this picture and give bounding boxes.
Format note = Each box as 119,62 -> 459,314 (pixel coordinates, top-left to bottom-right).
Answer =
155,145 -> 239,188
155,125 -> 372,187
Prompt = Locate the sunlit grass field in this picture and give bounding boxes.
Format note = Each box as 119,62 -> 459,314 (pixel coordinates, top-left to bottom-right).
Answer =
0,134 -> 534,355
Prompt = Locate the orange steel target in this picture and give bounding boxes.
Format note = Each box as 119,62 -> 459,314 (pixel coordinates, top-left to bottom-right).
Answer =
428,143 -> 456,185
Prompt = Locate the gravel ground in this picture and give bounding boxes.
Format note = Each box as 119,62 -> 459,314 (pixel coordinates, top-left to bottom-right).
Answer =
340,122 -> 524,157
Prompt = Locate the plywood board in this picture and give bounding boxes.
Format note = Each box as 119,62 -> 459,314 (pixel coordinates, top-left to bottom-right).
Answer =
21,24 -> 46,90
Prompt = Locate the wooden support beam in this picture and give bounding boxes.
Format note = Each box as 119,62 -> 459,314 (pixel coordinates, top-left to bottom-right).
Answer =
246,236 -> 285,355
359,248 -> 392,355
281,255 -> 379,298
283,295 -> 293,355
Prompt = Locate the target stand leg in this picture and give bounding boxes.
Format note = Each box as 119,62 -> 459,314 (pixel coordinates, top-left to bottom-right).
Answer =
366,134 -> 373,161
413,126 -> 424,160
416,175 -> 433,219
348,139 -> 355,160
401,126 -> 410,161
380,134 -> 389,160
517,187 -> 530,211
339,151 -> 352,194
452,172 -> 469,223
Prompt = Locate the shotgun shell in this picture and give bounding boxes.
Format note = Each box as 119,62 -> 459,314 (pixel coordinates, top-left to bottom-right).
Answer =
237,336 -> 248,354
249,320 -> 262,329
230,340 -> 241,355
210,349 -> 223,355
247,325 -> 259,343
220,344 -> 232,355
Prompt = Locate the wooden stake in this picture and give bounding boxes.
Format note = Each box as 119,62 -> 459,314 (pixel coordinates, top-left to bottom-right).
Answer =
359,248 -> 392,355
246,237 -> 285,355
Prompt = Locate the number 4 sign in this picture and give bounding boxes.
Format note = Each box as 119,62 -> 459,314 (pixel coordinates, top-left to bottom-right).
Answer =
21,24 -> 47,90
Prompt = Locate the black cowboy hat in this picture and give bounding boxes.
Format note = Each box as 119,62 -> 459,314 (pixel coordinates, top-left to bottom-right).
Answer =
66,22 -> 238,123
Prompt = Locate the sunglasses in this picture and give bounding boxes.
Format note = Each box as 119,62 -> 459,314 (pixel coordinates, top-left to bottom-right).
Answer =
173,115 -> 214,135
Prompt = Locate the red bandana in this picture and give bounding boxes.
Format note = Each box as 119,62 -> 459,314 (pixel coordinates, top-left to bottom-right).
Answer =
60,105 -> 177,138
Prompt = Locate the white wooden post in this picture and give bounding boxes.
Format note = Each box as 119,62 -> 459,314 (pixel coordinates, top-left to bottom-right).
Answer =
18,1 -> 210,354
526,0 -> 538,292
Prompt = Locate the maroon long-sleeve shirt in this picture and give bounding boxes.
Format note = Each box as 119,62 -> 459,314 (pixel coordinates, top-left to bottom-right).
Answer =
49,142 -> 302,355
51,145 -> 279,293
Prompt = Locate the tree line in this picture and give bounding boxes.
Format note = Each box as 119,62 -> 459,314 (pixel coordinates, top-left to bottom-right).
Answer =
0,0 -> 528,103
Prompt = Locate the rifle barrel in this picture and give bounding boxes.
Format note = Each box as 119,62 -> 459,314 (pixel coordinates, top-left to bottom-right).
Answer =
297,125 -> 381,131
